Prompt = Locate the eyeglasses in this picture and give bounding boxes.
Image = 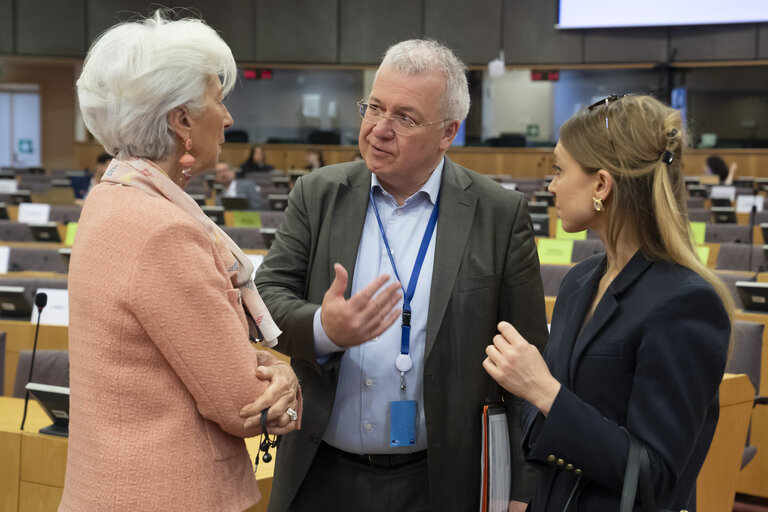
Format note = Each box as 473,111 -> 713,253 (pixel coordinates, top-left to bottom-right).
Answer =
357,100 -> 447,136
588,94 -> 628,150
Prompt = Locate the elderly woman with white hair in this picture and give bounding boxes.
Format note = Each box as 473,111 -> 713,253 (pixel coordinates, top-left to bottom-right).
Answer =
60,11 -> 301,512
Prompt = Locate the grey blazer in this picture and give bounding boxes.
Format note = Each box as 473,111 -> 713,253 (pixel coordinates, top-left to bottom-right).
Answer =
254,157 -> 548,511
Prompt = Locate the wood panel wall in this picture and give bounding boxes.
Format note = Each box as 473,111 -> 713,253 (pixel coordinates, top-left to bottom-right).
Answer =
74,141 -> 768,180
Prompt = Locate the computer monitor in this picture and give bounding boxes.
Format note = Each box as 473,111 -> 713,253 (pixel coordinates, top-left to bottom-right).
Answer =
58,248 -> 71,269
711,207 -> 737,224
221,196 -> 249,211
529,213 -> 549,237
268,194 -> 289,211
10,190 -> 31,205
271,177 -> 290,190
527,201 -> 549,215
0,285 -> 33,319
289,170 -> 308,183
25,382 -> 69,437
733,178 -> 755,189
201,206 -> 225,225
736,281 -> 768,313
259,228 -> 276,248
29,222 -> 62,243
710,197 -> 732,208
188,194 -> 206,206
533,191 -> 555,206
684,177 -> 700,186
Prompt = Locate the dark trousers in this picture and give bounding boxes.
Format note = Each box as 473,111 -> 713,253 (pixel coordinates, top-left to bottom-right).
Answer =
288,442 -> 431,512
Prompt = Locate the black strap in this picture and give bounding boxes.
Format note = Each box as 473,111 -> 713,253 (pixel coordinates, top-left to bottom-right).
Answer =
620,427 -> 658,512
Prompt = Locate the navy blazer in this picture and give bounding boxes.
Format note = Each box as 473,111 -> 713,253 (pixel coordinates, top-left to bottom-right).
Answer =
522,251 -> 730,511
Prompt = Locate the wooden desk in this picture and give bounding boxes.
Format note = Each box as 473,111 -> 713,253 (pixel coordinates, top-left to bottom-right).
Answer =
0,396 -> 66,512
2,321 -> 68,398
0,396 -> 277,512
697,373 -> 755,512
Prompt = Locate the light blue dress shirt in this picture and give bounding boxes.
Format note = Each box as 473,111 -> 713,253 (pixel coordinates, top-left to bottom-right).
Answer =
312,159 -> 444,454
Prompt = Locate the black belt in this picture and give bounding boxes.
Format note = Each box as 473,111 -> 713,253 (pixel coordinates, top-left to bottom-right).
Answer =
320,441 -> 427,468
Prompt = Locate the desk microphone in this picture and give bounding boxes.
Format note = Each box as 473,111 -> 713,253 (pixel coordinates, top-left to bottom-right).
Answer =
748,182 -> 759,272
20,292 -> 47,431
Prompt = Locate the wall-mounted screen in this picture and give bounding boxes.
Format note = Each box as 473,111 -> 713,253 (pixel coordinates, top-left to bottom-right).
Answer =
557,0 -> 768,29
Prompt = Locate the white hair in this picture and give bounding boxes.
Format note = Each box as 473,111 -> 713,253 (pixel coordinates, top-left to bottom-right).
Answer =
378,39 -> 470,122
77,10 -> 236,160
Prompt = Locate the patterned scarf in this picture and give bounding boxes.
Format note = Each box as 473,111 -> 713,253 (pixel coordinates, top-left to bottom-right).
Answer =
100,157 -> 280,348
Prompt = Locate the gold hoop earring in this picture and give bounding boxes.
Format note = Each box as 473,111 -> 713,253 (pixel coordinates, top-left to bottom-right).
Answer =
592,197 -> 603,212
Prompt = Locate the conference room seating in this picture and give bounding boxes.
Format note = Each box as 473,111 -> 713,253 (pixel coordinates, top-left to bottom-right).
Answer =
715,270 -> 750,309
0,276 -> 67,310
221,226 -> 266,250
716,243 -> 766,272
12,349 -> 69,398
0,221 -> 36,242
7,247 -> 68,274
727,320 -> 765,469
689,208 -> 712,222
705,224 -> 752,244
258,211 -> 285,229
571,239 -> 605,262
539,263 -> 572,297
48,205 -> 82,224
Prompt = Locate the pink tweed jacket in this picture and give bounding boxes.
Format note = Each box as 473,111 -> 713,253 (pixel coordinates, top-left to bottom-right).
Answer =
60,184 -> 283,511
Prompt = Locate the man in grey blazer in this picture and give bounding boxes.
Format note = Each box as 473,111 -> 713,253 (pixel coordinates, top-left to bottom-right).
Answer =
254,39 -> 548,512
214,161 -> 263,210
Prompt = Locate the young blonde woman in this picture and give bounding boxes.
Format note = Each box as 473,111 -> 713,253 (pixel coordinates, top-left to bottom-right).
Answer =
484,94 -> 733,511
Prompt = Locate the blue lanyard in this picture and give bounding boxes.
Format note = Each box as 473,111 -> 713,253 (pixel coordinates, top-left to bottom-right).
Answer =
369,187 -> 440,359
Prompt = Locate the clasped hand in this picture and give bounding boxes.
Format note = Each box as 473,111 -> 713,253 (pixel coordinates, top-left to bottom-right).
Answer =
483,321 -> 561,416
239,362 -> 300,435
320,263 -> 402,347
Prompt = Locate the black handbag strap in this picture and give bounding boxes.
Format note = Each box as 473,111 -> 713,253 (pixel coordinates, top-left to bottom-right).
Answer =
620,427 -> 658,512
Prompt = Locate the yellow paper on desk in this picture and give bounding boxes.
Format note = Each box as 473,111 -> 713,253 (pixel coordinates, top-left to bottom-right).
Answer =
690,221 -> 706,245
65,222 -> 77,246
555,218 -> 587,240
538,238 -> 574,265
695,245 -> 710,264
232,211 -> 262,228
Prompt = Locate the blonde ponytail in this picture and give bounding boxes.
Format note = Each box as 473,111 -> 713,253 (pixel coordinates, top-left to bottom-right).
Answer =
560,95 -> 735,354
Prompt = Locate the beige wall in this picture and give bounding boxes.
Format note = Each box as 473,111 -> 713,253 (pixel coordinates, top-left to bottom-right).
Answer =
0,58 -> 78,170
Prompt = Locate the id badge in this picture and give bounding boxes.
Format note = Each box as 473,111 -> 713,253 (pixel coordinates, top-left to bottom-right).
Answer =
389,400 -> 417,447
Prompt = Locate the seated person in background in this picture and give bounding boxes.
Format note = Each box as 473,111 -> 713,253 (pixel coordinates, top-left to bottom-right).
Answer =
704,155 -> 737,185
304,147 -> 325,171
240,144 -> 274,173
77,152 -> 112,204
214,161 -> 263,210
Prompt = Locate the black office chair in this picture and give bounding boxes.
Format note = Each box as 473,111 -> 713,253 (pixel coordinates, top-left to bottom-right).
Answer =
539,264 -> 572,297
726,320 -> 768,468
13,350 -> 70,398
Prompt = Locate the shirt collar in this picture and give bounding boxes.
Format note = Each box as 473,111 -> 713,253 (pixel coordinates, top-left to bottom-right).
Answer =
370,157 -> 444,205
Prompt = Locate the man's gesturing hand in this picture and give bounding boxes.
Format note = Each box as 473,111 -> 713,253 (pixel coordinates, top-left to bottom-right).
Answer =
320,263 -> 402,348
